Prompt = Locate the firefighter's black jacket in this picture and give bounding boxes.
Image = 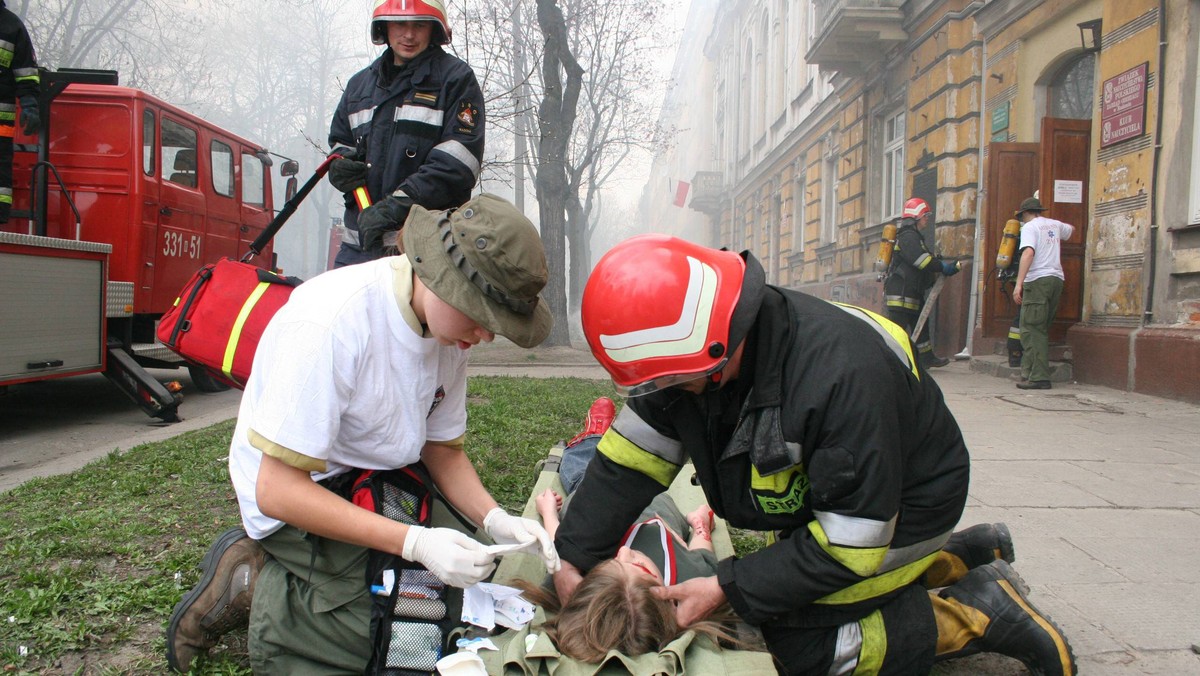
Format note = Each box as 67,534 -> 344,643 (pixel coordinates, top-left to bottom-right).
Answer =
555,283 -> 970,627
883,221 -> 939,312
0,2 -> 38,103
329,46 -> 484,255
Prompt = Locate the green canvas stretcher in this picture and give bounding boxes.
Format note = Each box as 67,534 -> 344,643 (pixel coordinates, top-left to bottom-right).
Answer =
478,444 -> 776,675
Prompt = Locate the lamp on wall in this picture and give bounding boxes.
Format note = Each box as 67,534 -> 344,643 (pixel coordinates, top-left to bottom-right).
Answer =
1077,19 -> 1102,54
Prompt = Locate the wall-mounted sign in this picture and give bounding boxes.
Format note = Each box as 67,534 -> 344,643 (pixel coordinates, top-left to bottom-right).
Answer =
991,101 -> 1010,134
992,130 -> 1009,143
1100,62 -> 1148,148
1054,179 -> 1083,204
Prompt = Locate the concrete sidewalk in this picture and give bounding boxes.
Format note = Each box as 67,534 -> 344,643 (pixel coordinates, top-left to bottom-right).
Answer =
930,359 -> 1200,674
471,341 -> 1200,674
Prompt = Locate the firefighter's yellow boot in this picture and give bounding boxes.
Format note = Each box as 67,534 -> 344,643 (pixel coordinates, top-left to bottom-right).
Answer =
933,560 -> 1075,676
166,528 -> 265,672
922,522 -> 1014,588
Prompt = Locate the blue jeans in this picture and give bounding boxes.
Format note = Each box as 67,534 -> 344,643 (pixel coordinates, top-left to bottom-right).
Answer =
559,436 -> 600,494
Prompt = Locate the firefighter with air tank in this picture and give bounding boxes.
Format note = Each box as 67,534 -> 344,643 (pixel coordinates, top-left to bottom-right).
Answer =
879,197 -> 959,369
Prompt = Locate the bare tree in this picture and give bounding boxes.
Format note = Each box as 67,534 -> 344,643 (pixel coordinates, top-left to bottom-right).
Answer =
532,0 -> 583,347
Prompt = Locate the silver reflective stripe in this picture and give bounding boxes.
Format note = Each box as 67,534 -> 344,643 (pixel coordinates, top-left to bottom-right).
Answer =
0,40 -> 13,52
829,620 -> 862,676
14,68 -> 38,79
814,511 -> 896,548
432,140 -> 480,179
395,104 -> 443,127
611,406 -> 687,466
0,187 -> 12,197
879,529 -> 953,572
0,103 -> 15,112
914,252 -> 933,269
341,228 -> 360,246
348,108 -> 374,130
833,304 -> 913,370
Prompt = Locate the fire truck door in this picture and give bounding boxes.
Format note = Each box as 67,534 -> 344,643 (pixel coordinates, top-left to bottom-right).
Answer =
154,117 -> 207,312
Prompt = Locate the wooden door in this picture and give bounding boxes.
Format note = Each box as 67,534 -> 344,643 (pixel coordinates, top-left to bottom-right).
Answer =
1039,118 -> 1090,342
981,143 -> 1039,341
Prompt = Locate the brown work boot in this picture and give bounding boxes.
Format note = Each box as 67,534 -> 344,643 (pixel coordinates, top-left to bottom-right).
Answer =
922,522 -> 1014,588
166,527 -> 265,672
933,560 -> 1076,675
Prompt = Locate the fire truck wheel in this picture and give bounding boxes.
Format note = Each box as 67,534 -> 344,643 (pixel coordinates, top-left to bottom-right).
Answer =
188,365 -> 232,393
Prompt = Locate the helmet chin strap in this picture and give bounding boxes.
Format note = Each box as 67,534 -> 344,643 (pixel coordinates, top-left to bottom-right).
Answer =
705,370 -> 723,391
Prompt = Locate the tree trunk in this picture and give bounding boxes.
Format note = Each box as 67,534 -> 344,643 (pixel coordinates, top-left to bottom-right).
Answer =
534,0 -> 584,347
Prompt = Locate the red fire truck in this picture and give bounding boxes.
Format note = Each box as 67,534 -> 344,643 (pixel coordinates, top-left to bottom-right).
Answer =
0,69 -> 299,421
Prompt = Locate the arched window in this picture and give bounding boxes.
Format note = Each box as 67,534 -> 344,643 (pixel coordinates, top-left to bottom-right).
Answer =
756,12 -> 769,138
740,42 -> 754,153
1048,52 -> 1096,120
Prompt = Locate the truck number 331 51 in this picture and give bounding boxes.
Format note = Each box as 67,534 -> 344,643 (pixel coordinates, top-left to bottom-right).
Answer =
162,231 -> 202,259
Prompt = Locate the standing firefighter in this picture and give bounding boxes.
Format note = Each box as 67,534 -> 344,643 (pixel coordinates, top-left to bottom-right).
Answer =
0,0 -> 39,223
883,197 -> 958,368
327,0 -> 484,267
555,234 -> 1077,676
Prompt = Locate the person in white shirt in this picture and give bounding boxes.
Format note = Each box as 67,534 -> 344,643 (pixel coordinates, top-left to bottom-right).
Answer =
167,194 -> 560,673
1012,197 -> 1075,390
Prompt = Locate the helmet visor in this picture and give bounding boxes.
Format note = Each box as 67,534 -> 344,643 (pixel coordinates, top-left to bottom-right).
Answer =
615,357 -> 729,398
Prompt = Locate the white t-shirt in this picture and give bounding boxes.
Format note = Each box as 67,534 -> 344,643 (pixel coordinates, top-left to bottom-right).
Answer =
229,256 -> 469,539
1019,215 -> 1075,283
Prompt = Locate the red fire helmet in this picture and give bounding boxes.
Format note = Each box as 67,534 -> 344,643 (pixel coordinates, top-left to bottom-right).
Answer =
371,0 -> 452,46
902,197 -> 930,219
581,235 -> 746,397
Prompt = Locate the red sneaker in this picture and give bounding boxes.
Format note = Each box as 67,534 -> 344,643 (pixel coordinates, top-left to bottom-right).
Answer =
568,397 -> 615,446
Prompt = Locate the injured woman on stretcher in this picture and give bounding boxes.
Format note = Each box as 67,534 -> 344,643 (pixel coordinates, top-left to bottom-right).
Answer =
467,430 -> 773,675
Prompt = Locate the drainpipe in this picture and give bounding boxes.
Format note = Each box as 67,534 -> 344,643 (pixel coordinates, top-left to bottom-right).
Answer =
1144,0 -> 1167,325
958,37 -> 989,359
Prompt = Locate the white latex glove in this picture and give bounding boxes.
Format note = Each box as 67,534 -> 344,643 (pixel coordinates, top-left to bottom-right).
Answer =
483,507 -> 561,573
402,526 -> 497,588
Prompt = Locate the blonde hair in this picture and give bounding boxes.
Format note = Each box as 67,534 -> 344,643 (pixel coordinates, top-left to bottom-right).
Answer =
520,560 -> 741,663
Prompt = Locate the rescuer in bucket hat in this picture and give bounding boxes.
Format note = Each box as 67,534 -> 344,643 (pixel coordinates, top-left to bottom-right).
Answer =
167,194 -> 556,673
404,193 -> 552,348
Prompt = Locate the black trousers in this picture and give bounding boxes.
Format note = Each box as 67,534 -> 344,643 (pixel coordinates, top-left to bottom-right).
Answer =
760,584 -> 937,676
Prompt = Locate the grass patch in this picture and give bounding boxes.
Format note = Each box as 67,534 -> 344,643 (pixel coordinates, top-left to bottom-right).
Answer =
0,377 -> 614,674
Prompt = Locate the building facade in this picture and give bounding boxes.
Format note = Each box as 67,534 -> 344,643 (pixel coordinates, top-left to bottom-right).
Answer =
641,0 -> 1200,402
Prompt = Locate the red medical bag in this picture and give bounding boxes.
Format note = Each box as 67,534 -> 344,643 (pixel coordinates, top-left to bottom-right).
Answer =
156,259 -> 301,389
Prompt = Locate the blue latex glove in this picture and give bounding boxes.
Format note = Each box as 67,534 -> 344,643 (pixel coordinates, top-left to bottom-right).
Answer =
941,260 -> 960,276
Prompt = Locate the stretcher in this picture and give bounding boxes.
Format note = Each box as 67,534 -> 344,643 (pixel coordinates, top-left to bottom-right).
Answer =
476,444 -> 775,675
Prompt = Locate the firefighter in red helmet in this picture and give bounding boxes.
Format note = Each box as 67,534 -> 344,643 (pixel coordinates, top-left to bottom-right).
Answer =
326,0 -> 485,267
555,234 -> 1076,675
882,197 -> 960,368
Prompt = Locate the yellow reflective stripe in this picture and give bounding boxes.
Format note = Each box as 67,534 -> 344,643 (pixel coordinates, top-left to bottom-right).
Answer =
750,465 -> 809,514
750,464 -> 796,494
815,550 -> 938,605
223,281 -> 270,378
0,193 -> 10,205
597,431 -> 679,487
852,610 -> 887,676
808,520 -> 889,576
835,303 -> 919,379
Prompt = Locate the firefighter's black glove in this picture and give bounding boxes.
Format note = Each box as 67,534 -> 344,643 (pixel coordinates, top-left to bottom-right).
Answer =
18,96 -> 39,136
358,194 -> 414,253
328,158 -> 368,194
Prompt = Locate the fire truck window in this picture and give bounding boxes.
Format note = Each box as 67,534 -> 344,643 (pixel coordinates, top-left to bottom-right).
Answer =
142,110 -> 155,176
162,118 -> 198,188
211,140 -> 234,197
242,153 -> 265,206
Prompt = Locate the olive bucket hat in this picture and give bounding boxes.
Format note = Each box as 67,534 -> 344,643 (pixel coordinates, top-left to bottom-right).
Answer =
1015,196 -> 1047,217
403,194 -> 552,348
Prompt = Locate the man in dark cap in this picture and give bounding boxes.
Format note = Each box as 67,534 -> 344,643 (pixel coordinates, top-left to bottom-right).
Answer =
1012,196 -> 1074,390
